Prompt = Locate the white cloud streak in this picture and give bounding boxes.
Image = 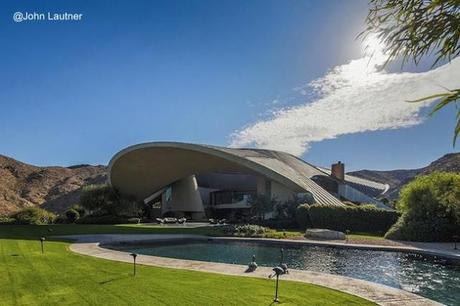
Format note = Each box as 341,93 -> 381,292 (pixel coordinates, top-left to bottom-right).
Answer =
230,55 -> 460,156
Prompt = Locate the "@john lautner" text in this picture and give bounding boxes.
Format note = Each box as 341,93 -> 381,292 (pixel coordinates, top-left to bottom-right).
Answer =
13,12 -> 83,23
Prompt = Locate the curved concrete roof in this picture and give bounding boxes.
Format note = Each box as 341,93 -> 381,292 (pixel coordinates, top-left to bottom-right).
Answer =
108,142 -> 344,206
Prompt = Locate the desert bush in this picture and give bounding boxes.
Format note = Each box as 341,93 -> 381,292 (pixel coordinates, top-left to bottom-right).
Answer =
71,204 -> 86,217
295,203 -> 398,233
12,207 -> 57,225
65,208 -> 80,223
0,215 -> 15,225
385,172 -> 460,242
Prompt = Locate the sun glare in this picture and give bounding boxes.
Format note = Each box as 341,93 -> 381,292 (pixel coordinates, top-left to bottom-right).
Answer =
362,34 -> 387,66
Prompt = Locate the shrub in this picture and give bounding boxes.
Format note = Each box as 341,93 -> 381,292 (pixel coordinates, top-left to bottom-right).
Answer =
295,204 -> 312,229
385,172 -> 460,242
221,224 -> 269,237
295,203 -> 398,233
12,207 -> 57,225
54,215 -> 68,224
65,209 -> 80,223
80,184 -> 142,218
0,216 -> 15,225
255,219 -> 298,229
71,204 -> 86,217
275,194 -> 314,220
127,217 -> 141,224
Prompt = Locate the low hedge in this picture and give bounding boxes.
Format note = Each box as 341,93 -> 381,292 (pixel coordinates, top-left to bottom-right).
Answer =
295,204 -> 312,229
220,224 -> 270,237
296,204 -> 398,233
76,215 -> 129,224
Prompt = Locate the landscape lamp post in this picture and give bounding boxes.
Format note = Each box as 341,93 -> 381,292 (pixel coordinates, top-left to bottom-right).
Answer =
130,253 -> 138,276
40,237 -> 45,254
453,235 -> 459,250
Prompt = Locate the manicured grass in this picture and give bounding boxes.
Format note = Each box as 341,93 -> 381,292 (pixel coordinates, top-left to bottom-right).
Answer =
0,225 -> 375,305
347,232 -> 386,241
0,224 -> 220,239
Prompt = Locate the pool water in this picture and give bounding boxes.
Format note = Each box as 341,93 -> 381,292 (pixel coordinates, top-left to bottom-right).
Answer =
122,240 -> 460,305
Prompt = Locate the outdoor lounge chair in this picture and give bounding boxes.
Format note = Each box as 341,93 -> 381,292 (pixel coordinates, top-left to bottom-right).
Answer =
163,217 -> 178,224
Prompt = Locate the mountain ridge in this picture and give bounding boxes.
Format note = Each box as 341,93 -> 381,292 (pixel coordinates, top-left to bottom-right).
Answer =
348,153 -> 460,200
0,152 -> 459,215
0,154 -> 106,215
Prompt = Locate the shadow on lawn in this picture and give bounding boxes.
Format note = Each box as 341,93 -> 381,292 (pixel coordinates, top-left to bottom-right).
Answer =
99,276 -> 131,285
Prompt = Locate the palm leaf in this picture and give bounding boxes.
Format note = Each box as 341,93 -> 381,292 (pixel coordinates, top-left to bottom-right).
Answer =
407,89 -> 460,146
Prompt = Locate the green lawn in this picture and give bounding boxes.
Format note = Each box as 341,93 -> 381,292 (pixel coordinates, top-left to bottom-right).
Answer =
0,225 -> 375,305
348,232 -> 385,241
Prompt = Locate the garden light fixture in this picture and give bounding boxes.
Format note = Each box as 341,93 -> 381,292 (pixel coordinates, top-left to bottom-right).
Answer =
130,253 -> 138,276
40,237 -> 45,254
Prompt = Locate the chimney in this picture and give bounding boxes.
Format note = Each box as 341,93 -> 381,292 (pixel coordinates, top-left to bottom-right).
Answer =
331,161 -> 345,181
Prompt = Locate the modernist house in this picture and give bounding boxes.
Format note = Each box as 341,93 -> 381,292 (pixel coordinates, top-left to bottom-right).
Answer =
108,142 -> 389,220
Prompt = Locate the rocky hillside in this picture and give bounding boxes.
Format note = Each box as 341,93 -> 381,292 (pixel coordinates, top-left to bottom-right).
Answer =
349,153 -> 460,200
1,152 -> 458,215
0,155 -> 106,215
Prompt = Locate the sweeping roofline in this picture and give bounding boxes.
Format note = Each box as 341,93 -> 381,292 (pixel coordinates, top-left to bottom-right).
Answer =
108,141 -> 345,206
108,141 -> 305,191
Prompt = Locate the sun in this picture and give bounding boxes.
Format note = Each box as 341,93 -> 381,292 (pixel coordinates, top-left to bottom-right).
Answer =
362,33 -> 388,66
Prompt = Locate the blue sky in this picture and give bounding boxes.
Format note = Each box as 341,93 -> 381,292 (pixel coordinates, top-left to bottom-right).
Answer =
0,0 -> 458,171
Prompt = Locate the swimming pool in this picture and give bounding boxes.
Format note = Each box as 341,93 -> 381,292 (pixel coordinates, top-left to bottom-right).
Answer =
117,239 -> 460,305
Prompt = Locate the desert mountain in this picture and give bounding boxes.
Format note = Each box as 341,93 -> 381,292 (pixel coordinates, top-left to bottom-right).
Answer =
349,153 -> 460,200
1,152 -> 459,215
0,155 -> 106,215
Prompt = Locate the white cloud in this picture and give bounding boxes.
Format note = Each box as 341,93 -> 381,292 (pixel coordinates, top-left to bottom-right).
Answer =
230,55 -> 460,156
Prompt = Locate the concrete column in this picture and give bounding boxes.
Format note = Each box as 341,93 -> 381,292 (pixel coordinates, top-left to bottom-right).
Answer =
162,175 -> 205,218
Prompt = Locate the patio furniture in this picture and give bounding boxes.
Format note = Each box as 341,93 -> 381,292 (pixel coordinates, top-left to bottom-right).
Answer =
163,217 -> 178,224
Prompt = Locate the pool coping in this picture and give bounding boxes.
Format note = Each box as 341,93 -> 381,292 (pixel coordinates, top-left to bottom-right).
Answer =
65,234 -> 443,306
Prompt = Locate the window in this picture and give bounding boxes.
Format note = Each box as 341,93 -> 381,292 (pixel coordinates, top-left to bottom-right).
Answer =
164,186 -> 172,202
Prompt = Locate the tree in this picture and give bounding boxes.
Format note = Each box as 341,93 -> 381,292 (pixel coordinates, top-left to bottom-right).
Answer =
249,195 -> 277,221
80,184 -> 117,214
362,0 -> 460,144
275,193 -> 315,220
80,184 -> 142,217
385,172 -> 460,241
